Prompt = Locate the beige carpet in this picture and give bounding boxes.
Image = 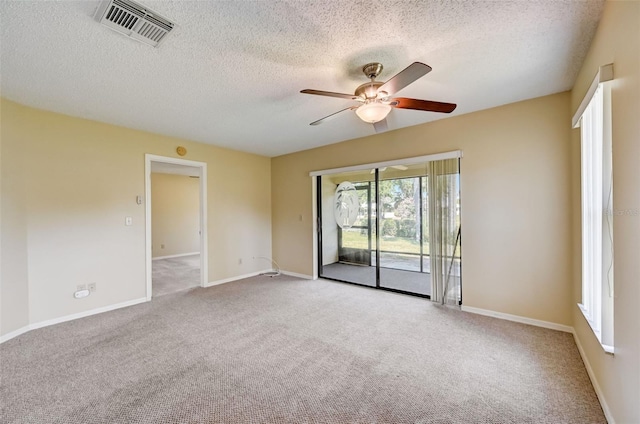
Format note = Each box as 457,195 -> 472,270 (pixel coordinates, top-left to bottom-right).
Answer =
152,254 -> 200,297
0,275 -> 605,423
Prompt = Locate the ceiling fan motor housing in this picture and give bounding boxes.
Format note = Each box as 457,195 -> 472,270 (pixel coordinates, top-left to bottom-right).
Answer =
355,63 -> 386,100
355,81 -> 384,100
362,62 -> 383,79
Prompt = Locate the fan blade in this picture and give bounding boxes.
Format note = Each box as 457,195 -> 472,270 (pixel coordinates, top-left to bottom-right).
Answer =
393,97 -> 457,113
378,62 -> 432,96
310,106 -> 357,126
301,89 -> 359,100
373,119 -> 388,133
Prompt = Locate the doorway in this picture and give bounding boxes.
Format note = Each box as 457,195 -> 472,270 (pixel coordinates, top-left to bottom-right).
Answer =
145,154 -> 208,300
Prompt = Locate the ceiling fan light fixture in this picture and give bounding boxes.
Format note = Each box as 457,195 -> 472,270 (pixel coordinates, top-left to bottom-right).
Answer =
301,62 -> 455,128
355,102 -> 392,123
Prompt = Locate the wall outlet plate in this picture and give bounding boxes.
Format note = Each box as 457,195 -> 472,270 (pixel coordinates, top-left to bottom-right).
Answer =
74,289 -> 90,299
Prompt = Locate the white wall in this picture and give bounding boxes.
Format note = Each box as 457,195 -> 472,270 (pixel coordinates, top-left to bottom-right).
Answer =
0,102 -> 30,336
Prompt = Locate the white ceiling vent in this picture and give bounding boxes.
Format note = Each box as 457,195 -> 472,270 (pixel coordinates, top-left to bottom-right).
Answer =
94,0 -> 175,47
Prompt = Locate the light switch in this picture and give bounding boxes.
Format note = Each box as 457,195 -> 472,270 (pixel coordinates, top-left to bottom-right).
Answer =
125,217 -> 133,226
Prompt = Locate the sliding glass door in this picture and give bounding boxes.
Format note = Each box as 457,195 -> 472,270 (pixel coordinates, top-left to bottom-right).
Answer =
317,157 -> 461,301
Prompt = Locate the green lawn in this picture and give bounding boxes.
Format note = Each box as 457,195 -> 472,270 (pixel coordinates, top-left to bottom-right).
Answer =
341,230 -> 463,258
341,230 -> 427,254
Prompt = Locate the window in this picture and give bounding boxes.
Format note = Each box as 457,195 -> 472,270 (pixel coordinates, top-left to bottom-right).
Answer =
574,65 -> 614,353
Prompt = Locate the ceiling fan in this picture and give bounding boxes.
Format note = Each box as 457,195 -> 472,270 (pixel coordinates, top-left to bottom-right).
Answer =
301,62 -> 456,132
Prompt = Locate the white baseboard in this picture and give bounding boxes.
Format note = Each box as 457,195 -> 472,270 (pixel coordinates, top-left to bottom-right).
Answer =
0,325 -> 31,344
152,252 -> 199,260
280,270 -> 313,279
461,305 -> 573,333
204,270 -> 312,287
0,297 -> 148,345
205,269 -> 272,287
30,297 -> 149,330
572,330 -> 615,423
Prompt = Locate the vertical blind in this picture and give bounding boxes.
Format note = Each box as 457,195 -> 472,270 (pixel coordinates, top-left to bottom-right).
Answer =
428,158 -> 461,305
580,85 -> 604,338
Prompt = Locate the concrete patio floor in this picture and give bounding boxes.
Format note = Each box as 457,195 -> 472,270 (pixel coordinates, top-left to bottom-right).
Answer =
321,252 -> 461,297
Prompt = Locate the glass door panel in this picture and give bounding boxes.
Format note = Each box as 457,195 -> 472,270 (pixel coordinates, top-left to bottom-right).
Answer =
378,165 -> 430,295
318,171 -> 376,287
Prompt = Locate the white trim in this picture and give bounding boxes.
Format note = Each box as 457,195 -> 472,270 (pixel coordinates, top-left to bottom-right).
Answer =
0,297 -> 148,344
280,270 -> 313,279
309,150 -> 462,177
152,252 -> 200,260
572,63 -> 614,128
572,330 -> 616,423
199,163 -> 209,293
204,270 -> 272,287
30,297 -> 148,330
0,325 -> 31,344
577,303 -> 615,354
145,154 -> 208,301
311,177 -> 319,280
461,305 -> 573,333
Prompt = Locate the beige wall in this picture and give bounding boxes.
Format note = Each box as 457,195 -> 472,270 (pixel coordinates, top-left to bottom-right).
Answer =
570,1 -> 640,422
0,99 -> 271,331
273,92 -> 573,326
151,173 -> 200,258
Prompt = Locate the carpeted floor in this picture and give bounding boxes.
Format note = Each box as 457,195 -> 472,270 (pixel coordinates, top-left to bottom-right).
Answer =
0,275 -> 605,423
152,254 -> 201,297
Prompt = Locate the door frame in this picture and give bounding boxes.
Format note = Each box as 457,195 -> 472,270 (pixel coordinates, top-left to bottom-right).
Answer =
144,154 -> 208,300
310,150 -> 462,293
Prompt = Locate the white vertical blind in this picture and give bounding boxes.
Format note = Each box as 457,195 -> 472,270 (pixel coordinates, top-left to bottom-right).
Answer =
580,85 -> 604,338
428,158 -> 461,305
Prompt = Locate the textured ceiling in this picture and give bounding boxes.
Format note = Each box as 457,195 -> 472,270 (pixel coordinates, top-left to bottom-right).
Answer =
0,0 -> 605,157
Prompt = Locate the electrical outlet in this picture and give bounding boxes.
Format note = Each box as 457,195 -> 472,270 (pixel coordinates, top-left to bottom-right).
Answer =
238,258 -> 243,265
88,283 -> 96,292
77,284 -> 86,291
161,244 -> 165,249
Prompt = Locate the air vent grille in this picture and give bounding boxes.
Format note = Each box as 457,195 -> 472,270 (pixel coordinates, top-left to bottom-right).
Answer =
95,0 -> 174,47
105,3 -> 139,30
